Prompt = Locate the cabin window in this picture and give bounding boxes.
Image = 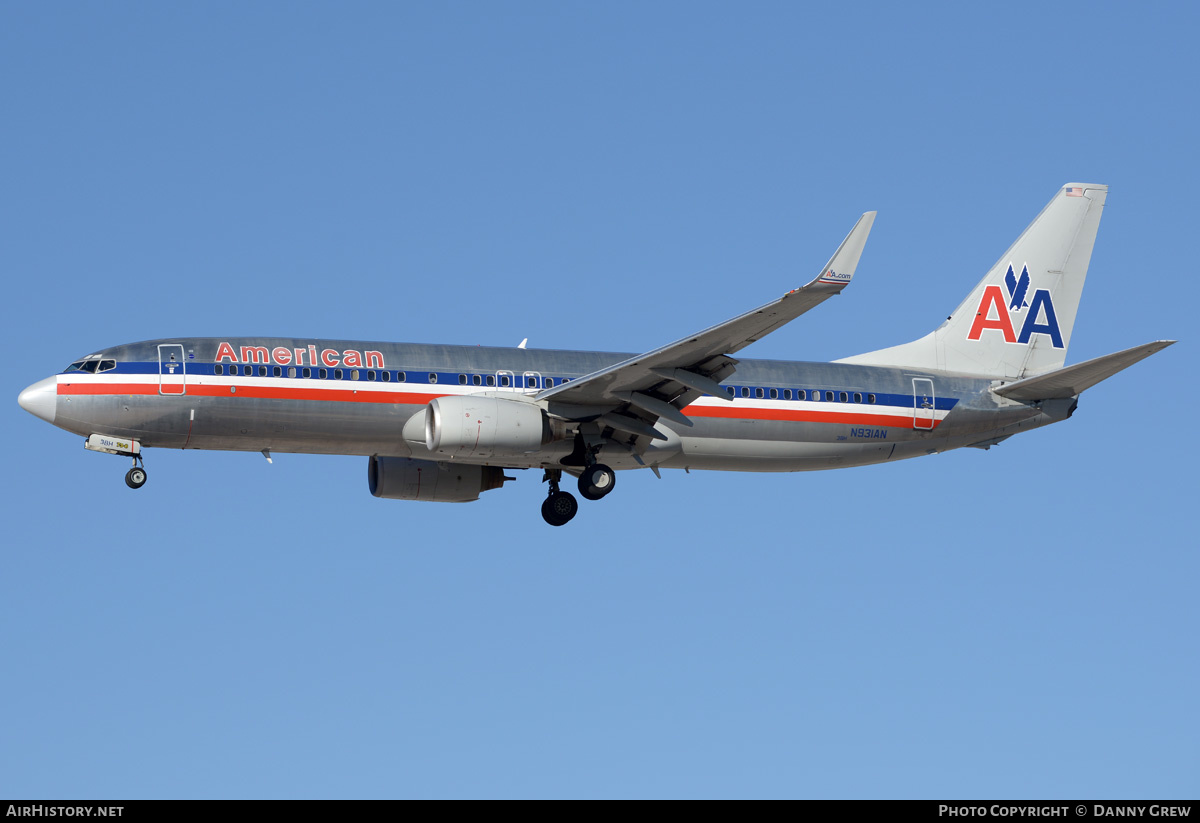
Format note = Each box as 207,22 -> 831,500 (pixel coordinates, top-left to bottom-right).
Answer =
825,391 -> 834,402
769,388 -> 778,399
798,390 -> 806,400
839,391 -> 848,402
215,365 -> 224,375
783,389 -> 792,400
257,366 -> 266,377
854,392 -> 862,403
303,367 -> 311,378
811,391 -> 819,402
367,370 -> 376,381
397,372 -> 406,382
428,373 -> 437,384
755,387 -> 764,399
487,375 -> 496,387
334,368 -> 343,380
868,394 -> 876,404
740,387 -> 749,398
545,378 -> 554,388
351,370 -> 360,381
288,367 -> 297,378
472,374 -> 482,386
727,387 -> 736,398
458,374 -> 467,385
319,368 -> 328,379
381,370 -> 390,382
500,375 -> 510,387
273,366 -> 282,377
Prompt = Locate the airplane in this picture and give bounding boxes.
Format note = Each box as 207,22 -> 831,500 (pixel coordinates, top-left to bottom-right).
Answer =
17,183 -> 1174,526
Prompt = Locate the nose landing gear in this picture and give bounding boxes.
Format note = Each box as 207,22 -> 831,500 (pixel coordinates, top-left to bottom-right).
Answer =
124,454 -> 147,489
84,435 -> 147,490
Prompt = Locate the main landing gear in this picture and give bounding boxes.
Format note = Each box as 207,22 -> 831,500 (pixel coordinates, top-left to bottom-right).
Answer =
578,463 -> 616,501
540,469 -> 577,526
539,463 -> 616,526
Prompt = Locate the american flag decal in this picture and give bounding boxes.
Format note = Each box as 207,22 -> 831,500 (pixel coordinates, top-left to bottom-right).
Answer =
1065,186 -> 1083,197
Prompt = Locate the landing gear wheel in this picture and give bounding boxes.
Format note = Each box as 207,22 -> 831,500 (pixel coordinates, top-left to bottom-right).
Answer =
578,463 -> 616,500
541,490 -> 578,526
125,467 -> 147,489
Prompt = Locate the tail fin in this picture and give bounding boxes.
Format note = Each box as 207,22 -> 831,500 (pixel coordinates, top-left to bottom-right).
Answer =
838,183 -> 1107,378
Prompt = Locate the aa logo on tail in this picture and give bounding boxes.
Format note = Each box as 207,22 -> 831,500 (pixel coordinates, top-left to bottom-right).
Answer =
967,264 -> 1064,348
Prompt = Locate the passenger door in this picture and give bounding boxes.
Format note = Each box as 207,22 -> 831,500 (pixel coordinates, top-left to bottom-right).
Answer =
912,378 -> 934,429
158,344 -> 186,395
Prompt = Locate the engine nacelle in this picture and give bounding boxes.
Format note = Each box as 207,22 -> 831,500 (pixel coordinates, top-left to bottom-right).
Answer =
425,395 -> 549,458
368,456 -> 509,503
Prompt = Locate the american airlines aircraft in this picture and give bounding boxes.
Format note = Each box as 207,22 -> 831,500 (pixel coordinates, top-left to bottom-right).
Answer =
18,183 -> 1173,525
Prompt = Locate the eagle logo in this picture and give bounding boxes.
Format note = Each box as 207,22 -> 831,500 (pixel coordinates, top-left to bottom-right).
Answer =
1004,264 -> 1030,312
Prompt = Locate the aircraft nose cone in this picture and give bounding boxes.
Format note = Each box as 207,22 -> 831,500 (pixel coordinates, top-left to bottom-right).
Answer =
18,376 -> 57,424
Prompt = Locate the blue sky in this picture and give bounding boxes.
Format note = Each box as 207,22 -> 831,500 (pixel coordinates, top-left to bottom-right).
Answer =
3,2 -> 1196,799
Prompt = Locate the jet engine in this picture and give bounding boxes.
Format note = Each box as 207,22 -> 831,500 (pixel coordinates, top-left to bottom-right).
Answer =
424,396 -> 550,458
368,456 -> 510,503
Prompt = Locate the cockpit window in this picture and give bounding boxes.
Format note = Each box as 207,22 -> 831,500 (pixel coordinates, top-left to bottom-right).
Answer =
98,360 -> 116,372
80,361 -> 100,373
64,361 -> 87,372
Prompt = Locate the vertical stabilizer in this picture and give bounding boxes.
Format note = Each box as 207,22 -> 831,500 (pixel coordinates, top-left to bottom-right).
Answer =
837,183 -> 1107,378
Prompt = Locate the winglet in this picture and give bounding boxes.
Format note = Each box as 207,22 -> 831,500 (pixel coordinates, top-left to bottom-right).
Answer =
809,211 -> 876,290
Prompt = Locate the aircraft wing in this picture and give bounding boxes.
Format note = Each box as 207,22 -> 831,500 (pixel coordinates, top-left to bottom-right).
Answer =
537,212 -> 876,431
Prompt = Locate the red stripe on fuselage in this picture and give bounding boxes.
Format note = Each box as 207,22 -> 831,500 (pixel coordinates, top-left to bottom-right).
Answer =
57,380 -> 941,429
683,404 -> 940,429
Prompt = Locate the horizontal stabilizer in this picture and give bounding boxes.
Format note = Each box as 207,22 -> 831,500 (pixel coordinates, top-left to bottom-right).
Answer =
992,340 -> 1175,400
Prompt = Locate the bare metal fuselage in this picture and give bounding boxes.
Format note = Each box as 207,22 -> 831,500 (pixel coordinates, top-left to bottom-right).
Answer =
32,337 -> 1067,475
17,185 -> 1171,523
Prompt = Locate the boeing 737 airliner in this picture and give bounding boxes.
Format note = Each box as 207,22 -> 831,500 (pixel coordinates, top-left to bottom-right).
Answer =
18,184 -> 1174,525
